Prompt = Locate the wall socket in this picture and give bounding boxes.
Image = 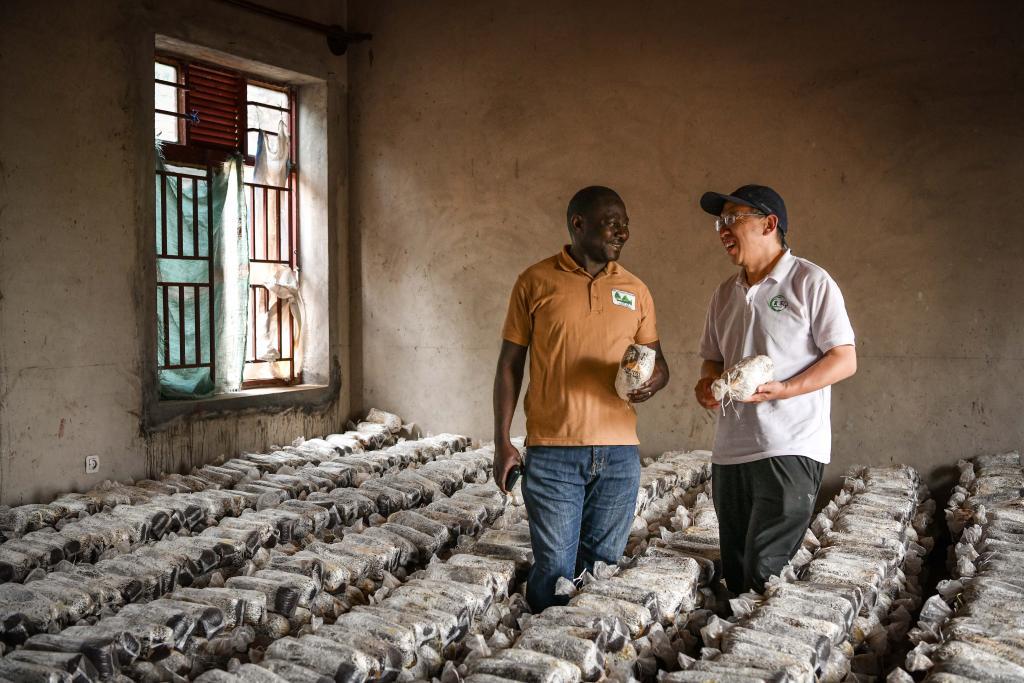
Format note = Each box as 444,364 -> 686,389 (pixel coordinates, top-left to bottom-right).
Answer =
85,455 -> 100,474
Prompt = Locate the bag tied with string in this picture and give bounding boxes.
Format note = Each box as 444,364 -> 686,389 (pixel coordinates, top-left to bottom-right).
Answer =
712,355 -> 775,407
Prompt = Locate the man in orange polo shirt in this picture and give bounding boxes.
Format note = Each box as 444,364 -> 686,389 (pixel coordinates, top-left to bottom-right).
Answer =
493,185 -> 669,611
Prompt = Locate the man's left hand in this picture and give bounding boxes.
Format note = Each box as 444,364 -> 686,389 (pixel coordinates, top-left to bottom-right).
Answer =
745,381 -> 790,403
628,362 -> 669,403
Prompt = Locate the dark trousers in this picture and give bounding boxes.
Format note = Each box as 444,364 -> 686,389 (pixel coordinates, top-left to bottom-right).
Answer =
712,455 -> 824,594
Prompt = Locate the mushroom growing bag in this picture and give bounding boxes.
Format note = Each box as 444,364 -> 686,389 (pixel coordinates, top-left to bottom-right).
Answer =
615,344 -> 656,401
712,355 -> 775,403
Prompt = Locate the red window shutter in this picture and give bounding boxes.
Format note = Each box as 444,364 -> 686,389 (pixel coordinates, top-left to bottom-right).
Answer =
185,64 -> 243,151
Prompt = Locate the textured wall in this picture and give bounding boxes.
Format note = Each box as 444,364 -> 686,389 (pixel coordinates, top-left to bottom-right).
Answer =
0,0 -> 353,503
348,1 -> 1024,495
3,1 -> 1022,505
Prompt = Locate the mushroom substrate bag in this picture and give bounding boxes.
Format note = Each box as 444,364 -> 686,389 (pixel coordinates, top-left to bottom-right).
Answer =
614,344 -> 656,401
711,355 -> 775,403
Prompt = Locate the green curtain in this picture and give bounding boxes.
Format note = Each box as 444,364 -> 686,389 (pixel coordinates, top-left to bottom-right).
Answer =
214,156 -> 251,395
156,153 -> 249,398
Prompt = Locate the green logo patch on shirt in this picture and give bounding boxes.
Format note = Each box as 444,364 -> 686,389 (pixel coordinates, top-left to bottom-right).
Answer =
769,294 -> 789,312
612,289 -> 636,310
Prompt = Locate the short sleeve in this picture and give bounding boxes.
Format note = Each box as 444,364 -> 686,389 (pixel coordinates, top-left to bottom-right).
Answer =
635,286 -> 659,345
699,288 -> 724,362
501,275 -> 533,346
811,277 -> 856,352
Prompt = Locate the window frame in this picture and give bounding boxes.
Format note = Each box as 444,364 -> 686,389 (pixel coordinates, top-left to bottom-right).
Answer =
154,53 -> 302,392
154,58 -> 186,146
242,77 -> 303,388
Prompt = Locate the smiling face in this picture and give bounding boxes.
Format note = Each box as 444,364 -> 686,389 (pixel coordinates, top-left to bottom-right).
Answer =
718,200 -> 771,267
570,196 -> 630,263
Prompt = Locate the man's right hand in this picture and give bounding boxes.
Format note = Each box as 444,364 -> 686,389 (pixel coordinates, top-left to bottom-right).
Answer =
493,440 -> 523,493
694,376 -> 721,410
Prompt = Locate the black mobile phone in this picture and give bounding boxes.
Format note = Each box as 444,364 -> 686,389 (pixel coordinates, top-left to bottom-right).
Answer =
505,465 -> 522,491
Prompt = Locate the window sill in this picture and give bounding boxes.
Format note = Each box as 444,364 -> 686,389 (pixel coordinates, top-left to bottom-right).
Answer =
146,383 -> 334,432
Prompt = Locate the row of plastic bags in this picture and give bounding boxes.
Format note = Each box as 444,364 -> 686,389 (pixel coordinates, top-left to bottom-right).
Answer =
0,410 -> 419,583
899,451 -> 1024,681
208,445 -> 524,682
0,430 -> 471,651
0,440 -> 497,681
670,464 -> 934,683
0,408 -> 405,540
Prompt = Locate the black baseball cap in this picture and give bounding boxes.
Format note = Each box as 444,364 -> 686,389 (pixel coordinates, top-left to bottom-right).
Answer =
700,185 -> 788,234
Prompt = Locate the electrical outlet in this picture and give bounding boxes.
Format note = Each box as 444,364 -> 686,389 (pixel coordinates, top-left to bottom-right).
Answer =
85,455 -> 100,474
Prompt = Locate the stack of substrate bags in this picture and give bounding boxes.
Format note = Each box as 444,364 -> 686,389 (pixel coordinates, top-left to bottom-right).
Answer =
897,451 -> 1024,682
0,438 -> 485,681
0,415 -> 474,680
668,464 -> 933,683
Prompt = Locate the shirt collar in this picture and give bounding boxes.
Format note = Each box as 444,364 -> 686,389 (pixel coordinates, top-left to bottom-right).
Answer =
556,245 -> 619,277
734,249 -> 796,289
765,249 -> 796,283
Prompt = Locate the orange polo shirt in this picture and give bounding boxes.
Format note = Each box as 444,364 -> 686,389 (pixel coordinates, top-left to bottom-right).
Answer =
502,246 -> 659,446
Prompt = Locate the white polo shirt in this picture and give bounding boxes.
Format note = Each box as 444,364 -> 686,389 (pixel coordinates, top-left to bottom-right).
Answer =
700,250 -> 855,465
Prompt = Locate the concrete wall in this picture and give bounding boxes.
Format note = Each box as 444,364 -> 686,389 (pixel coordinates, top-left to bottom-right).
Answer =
348,0 -> 1024,495
2,1 -> 1021,504
0,0 -> 353,503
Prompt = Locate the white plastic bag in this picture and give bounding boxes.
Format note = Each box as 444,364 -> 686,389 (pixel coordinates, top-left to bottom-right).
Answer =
711,355 -> 774,403
365,408 -> 402,434
614,344 -> 656,401
256,264 -> 305,377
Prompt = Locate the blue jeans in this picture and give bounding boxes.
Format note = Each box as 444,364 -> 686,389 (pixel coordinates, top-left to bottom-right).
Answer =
521,445 -> 641,612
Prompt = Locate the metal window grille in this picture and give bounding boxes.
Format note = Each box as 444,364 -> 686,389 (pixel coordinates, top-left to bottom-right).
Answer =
243,81 -> 300,387
155,167 -> 215,379
154,56 -> 300,390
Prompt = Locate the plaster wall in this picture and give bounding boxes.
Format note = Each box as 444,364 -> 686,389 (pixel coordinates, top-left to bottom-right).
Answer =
0,0 -> 353,503
348,0 -> 1024,495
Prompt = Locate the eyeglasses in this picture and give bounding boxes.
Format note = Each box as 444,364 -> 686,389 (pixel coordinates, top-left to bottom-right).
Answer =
715,212 -> 765,232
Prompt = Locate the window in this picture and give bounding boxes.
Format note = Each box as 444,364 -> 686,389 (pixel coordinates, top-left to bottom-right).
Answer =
154,55 -> 301,397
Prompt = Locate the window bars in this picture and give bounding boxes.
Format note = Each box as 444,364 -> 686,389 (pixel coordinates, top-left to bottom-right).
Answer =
155,167 -> 216,380
154,58 -> 300,392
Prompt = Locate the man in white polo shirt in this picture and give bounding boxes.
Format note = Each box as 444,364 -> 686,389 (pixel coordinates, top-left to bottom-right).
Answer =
694,184 -> 857,594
